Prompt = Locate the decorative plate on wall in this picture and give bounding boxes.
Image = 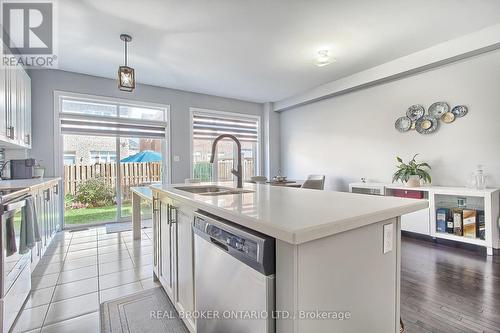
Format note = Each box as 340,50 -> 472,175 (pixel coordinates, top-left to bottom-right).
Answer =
395,116 -> 412,132
441,112 -> 455,123
428,102 -> 449,119
415,115 -> 439,134
451,105 -> 468,118
406,105 -> 425,121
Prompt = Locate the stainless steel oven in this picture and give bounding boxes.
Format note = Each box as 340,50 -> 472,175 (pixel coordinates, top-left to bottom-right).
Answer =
0,189 -> 31,333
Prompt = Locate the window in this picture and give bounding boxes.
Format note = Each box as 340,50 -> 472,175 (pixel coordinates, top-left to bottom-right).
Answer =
56,92 -> 170,227
90,151 -> 116,163
191,108 -> 260,182
63,151 -> 76,165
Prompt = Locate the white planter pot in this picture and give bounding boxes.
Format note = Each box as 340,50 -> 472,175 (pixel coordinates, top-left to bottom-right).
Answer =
406,175 -> 421,187
34,168 -> 45,178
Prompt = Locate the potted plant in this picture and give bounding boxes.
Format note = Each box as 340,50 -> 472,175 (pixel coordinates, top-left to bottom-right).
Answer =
34,160 -> 45,178
392,154 -> 431,187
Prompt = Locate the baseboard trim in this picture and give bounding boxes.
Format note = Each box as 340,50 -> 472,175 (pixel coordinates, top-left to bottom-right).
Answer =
401,231 -> 497,255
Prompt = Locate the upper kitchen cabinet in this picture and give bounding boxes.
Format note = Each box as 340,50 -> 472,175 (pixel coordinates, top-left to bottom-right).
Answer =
0,56 -> 32,149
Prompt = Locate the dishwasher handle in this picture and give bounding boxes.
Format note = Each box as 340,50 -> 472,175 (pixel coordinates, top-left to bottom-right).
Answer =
210,237 -> 229,252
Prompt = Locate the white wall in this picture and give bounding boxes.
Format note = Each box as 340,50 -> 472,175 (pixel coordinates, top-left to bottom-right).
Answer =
28,69 -> 263,183
280,50 -> 500,191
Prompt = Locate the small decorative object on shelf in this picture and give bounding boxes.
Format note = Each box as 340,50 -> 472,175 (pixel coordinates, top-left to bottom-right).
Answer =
474,165 -> 487,190
392,154 -> 431,187
273,169 -> 287,182
452,208 -> 463,236
395,102 -> 468,135
34,160 -> 45,178
463,209 -> 477,238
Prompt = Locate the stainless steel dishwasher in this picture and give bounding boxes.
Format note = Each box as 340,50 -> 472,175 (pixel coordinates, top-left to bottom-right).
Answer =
193,211 -> 275,333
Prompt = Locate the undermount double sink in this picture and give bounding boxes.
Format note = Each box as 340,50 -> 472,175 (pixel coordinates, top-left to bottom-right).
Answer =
175,185 -> 254,196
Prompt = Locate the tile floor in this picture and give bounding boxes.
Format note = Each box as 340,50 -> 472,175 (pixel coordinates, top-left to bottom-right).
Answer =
11,226 -> 160,333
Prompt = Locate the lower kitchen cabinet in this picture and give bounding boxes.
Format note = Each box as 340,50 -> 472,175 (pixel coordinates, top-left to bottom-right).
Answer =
153,192 -> 196,332
30,181 -> 62,271
174,200 -> 196,330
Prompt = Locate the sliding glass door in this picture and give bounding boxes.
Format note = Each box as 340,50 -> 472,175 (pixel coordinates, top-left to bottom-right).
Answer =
58,93 -> 169,228
63,134 -> 118,226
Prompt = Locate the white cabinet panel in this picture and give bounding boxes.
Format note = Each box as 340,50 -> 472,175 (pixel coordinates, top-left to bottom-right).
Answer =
0,49 -> 32,148
400,208 -> 430,235
153,193 -> 196,333
160,198 -> 174,298
174,201 -> 195,331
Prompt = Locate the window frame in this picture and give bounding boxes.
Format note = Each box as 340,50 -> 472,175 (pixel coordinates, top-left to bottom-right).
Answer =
54,91 -> 171,185
189,107 -> 262,181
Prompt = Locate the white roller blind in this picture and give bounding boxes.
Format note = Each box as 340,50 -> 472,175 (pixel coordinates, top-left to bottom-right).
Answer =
60,99 -> 167,139
193,113 -> 258,142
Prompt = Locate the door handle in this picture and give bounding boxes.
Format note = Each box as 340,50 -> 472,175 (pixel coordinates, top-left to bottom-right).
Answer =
169,205 -> 178,225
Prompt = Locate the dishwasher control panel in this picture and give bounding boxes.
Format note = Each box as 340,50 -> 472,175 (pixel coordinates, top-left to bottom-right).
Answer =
193,211 -> 276,276
205,223 -> 259,261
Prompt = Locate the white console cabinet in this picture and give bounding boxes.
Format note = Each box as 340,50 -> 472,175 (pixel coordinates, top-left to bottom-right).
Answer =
350,183 -> 500,255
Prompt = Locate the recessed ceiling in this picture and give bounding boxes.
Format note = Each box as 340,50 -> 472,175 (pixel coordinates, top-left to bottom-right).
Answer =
57,0 -> 500,103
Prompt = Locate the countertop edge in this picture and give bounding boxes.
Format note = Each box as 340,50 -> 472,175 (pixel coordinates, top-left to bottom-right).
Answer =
0,177 -> 61,191
150,185 -> 428,245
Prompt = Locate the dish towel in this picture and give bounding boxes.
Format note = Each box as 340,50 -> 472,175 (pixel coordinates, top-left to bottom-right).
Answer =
6,215 -> 17,256
19,196 -> 40,255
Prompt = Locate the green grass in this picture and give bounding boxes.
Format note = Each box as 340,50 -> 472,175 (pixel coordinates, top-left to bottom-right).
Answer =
64,204 -> 125,225
64,202 -> 152,225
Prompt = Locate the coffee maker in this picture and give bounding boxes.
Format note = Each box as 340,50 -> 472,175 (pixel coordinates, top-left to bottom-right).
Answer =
10,159 -> 36,179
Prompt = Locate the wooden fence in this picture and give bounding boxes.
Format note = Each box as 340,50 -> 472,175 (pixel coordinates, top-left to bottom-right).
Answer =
193,159 -> 255,181
64,159 -> 255,198
64,162 -> 161,198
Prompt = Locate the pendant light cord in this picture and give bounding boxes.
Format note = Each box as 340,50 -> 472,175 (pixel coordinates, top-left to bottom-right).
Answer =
124,40 -> 128,66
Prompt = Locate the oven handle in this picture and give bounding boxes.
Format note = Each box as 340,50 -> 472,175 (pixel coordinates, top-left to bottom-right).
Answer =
3,199 -> 27,214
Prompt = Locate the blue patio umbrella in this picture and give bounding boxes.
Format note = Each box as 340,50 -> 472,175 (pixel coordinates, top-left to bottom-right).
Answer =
120,150 -> 162,163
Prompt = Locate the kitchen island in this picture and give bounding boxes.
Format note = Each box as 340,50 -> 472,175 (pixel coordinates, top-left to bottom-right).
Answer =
150,182 -> 427,333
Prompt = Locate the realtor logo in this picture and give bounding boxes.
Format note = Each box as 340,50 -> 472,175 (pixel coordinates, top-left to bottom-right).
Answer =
3,2 -> 53,54
1,1 -> 57,68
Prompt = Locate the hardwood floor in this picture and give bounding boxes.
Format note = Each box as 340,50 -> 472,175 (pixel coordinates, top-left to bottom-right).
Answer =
401,237 -> 500,333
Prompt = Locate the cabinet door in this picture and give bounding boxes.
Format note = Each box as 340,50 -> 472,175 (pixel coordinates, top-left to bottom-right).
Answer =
35,190 -> 46,256
160,199 -> 174,298
8,66 -> 17,141
16,66 -> 25,145
0,60 -> 7,139
4,65 -> 12,140
24,72 -> 31,147
53,183 -> 60,231
43,188 -> 50,249
173,201 -> 195,331
152,195 -> 160,276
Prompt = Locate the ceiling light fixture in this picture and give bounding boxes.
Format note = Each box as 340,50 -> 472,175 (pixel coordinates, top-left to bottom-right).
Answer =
118,34 -> 135,92
315,49 -> 334,67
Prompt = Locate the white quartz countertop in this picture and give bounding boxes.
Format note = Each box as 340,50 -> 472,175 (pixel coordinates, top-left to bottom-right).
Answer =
0,177 -> 60,191
131,186 -> 153,200
150,182 -> 428,244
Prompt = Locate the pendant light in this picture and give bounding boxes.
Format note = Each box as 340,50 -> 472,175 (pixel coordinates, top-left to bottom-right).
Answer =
118,34 -> 135,92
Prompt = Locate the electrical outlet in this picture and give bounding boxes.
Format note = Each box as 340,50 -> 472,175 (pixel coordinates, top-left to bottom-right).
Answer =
383,223 -> 393,254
